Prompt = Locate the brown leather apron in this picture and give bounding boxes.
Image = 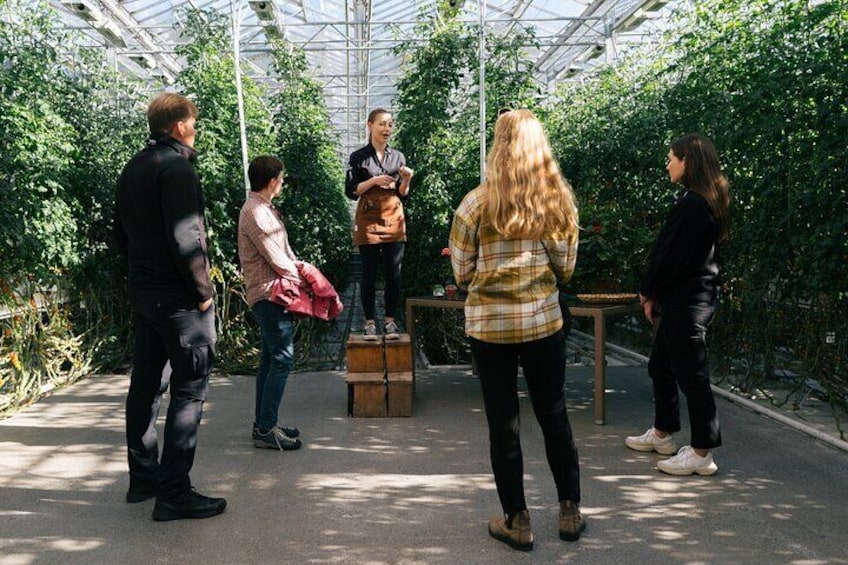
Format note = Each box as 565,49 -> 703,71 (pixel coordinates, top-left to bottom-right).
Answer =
353,187 -> 406,246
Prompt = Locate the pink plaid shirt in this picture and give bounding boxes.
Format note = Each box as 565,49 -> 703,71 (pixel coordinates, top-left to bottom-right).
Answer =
238,192 -> 301,307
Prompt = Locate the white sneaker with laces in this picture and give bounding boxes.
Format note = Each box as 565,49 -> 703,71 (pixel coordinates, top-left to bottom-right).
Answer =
363,322 -> 379,341
657,446 -> 718,476
384,321 -> 400,340
625,427 -> 678,455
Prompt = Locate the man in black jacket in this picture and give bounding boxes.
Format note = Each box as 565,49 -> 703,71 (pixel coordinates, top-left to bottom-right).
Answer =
115,93 -> 226,521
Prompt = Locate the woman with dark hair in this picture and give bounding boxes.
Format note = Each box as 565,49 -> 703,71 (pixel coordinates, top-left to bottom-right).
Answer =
345,108 -> 413,340
450,109 -> 583,551
625,133 -> 731,476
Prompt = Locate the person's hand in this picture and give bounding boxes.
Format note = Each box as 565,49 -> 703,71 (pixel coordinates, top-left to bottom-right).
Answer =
372,175 -> 395,189
198,298 -> 213,312
399,166 -> 414,181
641,297 -> 655,323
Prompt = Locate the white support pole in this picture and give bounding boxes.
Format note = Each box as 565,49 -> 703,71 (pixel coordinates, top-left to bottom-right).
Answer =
478,0 -> 487,183
345,0 -> 351,155
604,15 -> 617,63
231,0 -> 251,196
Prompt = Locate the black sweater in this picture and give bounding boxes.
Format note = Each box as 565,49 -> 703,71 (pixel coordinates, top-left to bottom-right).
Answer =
640,190 -> 720,305
115,137 -> 213,304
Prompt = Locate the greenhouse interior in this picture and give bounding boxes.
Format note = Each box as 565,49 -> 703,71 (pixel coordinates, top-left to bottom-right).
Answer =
0,0 -> 846,562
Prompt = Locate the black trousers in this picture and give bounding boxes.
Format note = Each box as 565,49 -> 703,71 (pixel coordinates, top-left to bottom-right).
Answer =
470,329 -> 581,516
650,301 -> 722,450
359,241 -> 404,320
125,296 -> 216,499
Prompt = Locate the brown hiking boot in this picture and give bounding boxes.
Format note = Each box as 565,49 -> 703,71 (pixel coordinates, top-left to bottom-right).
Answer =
559,500 -> 586,541
488,509 -> 534,551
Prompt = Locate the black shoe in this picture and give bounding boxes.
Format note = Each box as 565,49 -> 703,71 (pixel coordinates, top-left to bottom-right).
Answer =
126,485 -> 157,503
253,424 -> 300,439
254,426 -> 302,451
280,425 -> 300,438
152,489 -> 227,522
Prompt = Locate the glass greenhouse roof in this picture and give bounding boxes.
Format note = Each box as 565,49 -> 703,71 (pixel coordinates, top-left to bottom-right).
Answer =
46,0 -> 682,152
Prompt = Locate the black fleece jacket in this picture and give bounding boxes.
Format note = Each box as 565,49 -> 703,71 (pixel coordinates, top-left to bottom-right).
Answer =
640,190 -> 720,306
115,137 -> 213,305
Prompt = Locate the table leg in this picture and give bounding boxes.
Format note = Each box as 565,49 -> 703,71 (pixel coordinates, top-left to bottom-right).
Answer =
594,312 -> 607,425
406,301 -> 416,392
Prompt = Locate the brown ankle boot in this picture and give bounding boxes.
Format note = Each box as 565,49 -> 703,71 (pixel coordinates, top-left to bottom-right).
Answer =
559,500 -> 586,541
488,509 -> 534,551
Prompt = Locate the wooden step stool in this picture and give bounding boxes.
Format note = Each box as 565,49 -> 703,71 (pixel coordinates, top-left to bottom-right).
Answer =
385,335 -> 413,417
345,334 -> 386,417
384,334 -> 413,373
387,371 -> 413,417
345,333 -> 413,417
345,371 -> 387,417
346,333 -> 385,373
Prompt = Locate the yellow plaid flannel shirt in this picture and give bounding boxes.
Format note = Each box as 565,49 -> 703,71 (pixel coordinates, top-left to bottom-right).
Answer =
449,186 -> 578,344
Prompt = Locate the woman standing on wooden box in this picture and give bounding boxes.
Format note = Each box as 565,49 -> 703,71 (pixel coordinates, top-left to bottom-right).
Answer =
345,108 -> 414,341
625,134 -> 730,476
449,109 -> 583,551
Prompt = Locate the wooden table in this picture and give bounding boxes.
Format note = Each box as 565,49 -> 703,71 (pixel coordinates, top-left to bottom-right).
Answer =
405,296 -> 469,389
567,301 -> 642,424
405,296 -> 641,425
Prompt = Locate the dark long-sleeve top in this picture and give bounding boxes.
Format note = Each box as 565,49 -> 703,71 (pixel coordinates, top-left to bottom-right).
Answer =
115,136 -> 213,304
344,142 -> 407,200
640,190 -> 720,306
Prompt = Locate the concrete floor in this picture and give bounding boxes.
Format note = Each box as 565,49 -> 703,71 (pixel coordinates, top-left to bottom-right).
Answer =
1,364 -> 847,565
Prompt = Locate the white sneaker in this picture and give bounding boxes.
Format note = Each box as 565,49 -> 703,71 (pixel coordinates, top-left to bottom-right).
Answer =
384,321 -> 400,340
625,428 -> 678,455
657,446 -> 718,476
363,322 -> 379,341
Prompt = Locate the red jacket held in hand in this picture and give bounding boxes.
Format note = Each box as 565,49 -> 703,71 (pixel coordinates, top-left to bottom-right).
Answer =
270,261 -> 344,321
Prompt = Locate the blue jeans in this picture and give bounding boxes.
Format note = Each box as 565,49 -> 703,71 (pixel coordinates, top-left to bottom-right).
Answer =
126,296 -> 215,499
251,300 -> 295,431
469,328 -> 581,516
650,301 -> 722,450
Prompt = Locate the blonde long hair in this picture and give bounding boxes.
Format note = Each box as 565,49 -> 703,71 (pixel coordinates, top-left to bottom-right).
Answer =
483,109 -> 578,240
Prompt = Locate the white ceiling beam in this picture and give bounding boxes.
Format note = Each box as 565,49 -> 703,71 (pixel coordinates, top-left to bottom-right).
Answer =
96,0 -> 183,75
533,0 -> 608,72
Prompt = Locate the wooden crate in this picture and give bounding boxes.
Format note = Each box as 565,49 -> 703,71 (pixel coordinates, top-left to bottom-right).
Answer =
346,334 -> 384,373
387,371 -> 413,417
345,372 -> 386,417
384,334 -> 412,373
